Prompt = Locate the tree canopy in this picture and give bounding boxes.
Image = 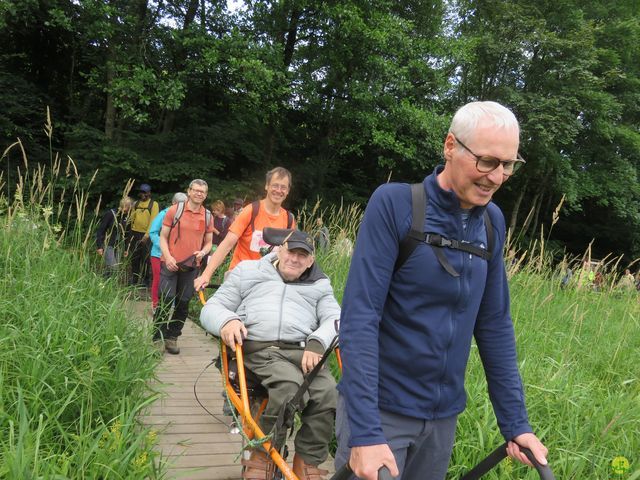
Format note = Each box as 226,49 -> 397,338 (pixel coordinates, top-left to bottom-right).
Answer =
1,0 -> 639,259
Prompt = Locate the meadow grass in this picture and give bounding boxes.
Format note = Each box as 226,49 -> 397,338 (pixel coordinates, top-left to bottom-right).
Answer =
0,136 -> 164,478
0,211 -> 164,478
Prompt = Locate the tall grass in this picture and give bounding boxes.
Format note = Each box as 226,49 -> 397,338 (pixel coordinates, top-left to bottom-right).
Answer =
0,139 -> 163,477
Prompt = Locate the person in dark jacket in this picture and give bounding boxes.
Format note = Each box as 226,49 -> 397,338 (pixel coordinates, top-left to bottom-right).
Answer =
96,197 -> 134,278
335,101 -> 548,480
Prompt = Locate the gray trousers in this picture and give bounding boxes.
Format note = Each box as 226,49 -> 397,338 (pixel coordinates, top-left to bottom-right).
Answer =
243,347 -> 337,466
334,394 -> 457,480
153,265 -> 198,340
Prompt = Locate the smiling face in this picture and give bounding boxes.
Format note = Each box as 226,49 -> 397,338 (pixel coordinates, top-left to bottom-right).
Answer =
264,173 -> 290,207
439,123 -> 519,209
188,184 -> 208,206
277,247 -> 314,281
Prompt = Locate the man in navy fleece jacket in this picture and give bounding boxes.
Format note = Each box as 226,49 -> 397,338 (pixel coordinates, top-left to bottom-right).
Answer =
335,101 -> 548,480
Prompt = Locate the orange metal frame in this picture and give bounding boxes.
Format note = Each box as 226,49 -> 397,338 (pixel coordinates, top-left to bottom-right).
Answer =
199,291 -> 301,480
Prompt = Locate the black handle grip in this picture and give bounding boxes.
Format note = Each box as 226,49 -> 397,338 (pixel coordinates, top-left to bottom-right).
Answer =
329,464 -> 394,480
521,447 -> 555,480
331,447 -> 554,480
377,466 -> 393,480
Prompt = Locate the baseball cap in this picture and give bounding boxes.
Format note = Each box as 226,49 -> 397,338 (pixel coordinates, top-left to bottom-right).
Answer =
283,230 -> 314,254
138,183 -> 152,193
263,228 -> 315,254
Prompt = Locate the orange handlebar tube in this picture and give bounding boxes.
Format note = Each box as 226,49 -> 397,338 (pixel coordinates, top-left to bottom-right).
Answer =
221,342 -> 299,480
200,290 -> 300,479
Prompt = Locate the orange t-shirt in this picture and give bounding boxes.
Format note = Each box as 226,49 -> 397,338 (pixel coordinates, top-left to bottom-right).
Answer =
162,204 -> 214,264
228,200 -> 295,270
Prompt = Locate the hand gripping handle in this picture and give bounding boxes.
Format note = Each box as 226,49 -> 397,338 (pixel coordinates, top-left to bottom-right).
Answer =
330,464 -> 393,480
460,442 -> 555,480
521,446 -> 555,480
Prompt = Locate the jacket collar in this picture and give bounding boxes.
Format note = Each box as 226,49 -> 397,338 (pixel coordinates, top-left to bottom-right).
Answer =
425,165 -> 487,220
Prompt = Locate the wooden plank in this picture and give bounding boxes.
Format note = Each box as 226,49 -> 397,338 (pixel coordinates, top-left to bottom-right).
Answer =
142,316 -> 336,479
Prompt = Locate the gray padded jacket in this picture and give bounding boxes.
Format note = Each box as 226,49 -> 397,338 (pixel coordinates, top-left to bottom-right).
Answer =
200,253 -> 340,352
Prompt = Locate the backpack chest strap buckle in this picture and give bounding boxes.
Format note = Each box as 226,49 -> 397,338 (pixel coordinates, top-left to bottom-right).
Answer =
425,234 -> 454,248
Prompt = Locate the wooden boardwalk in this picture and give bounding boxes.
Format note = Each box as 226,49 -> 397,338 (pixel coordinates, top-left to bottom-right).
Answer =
141,316 -> 335,480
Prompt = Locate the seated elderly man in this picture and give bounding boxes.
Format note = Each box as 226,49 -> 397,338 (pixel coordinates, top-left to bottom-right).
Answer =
200,228 -> 340,480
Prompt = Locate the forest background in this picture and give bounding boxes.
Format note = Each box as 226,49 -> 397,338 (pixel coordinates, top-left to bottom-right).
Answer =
1,0 -> 639,260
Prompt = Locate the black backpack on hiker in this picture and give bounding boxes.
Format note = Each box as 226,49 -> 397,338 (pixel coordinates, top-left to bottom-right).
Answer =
394,183 -> 494,277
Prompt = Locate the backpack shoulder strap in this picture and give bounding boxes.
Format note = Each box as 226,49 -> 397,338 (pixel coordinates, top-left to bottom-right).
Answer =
171,202 -> 185,228
204,208 -> 212,230
286,210 -> 294,229
249,201 -> 260,232
483,209 -> 494,255
394,183 -> 426,273
393,183 -> 494,276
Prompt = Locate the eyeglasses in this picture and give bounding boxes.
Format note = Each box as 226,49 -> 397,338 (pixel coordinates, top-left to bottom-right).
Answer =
269,183 -> 289,192
454,136 -> 525,176
190,188 -> 207,196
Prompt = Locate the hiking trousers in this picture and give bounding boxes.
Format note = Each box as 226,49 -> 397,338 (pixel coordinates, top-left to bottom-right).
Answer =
243,347 -> 337,466
130,231 -> 150,285
153,264 -> 198,340
334,393 -> 457,480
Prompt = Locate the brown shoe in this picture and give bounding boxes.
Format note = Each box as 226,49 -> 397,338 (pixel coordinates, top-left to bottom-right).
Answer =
292,453 -> 328,480
241,449 -> 275,479
164,338 -> 180,354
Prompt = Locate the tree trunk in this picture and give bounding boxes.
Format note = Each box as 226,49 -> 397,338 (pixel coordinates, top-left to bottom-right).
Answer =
264,6 -> 304,164
104,60 -> 116,139
531,190 -> 544,238
509,178 -> 527,234
520,189 -> 539,237
160,0 -> 199,134
282,7 -> 302,68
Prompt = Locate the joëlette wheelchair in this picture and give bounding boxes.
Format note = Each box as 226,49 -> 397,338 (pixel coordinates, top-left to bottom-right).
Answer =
197,227 -> 555,480
198,226 -> 342,480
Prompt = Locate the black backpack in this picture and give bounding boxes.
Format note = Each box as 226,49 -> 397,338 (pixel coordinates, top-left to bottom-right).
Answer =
133,199 -> 158,216
394,183 -> 494,277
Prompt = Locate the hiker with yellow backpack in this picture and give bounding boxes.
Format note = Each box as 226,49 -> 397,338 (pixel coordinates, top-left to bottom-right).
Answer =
129,183 -> 160,286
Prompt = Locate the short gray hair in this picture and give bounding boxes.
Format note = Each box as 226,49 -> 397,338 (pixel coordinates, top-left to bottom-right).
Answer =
172,192 -> 188,204
265,167 -> 292,186
189,179 -> 208,190
449,101 -> 519,144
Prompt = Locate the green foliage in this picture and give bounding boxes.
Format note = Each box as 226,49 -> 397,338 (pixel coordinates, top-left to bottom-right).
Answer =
449,266 -> 640,479
0,213 -> 162,478
1,0 -> 640,258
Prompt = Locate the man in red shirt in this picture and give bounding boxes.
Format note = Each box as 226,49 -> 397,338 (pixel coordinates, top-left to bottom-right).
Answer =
154,179 -> 214,354
194,167 -> 295,291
